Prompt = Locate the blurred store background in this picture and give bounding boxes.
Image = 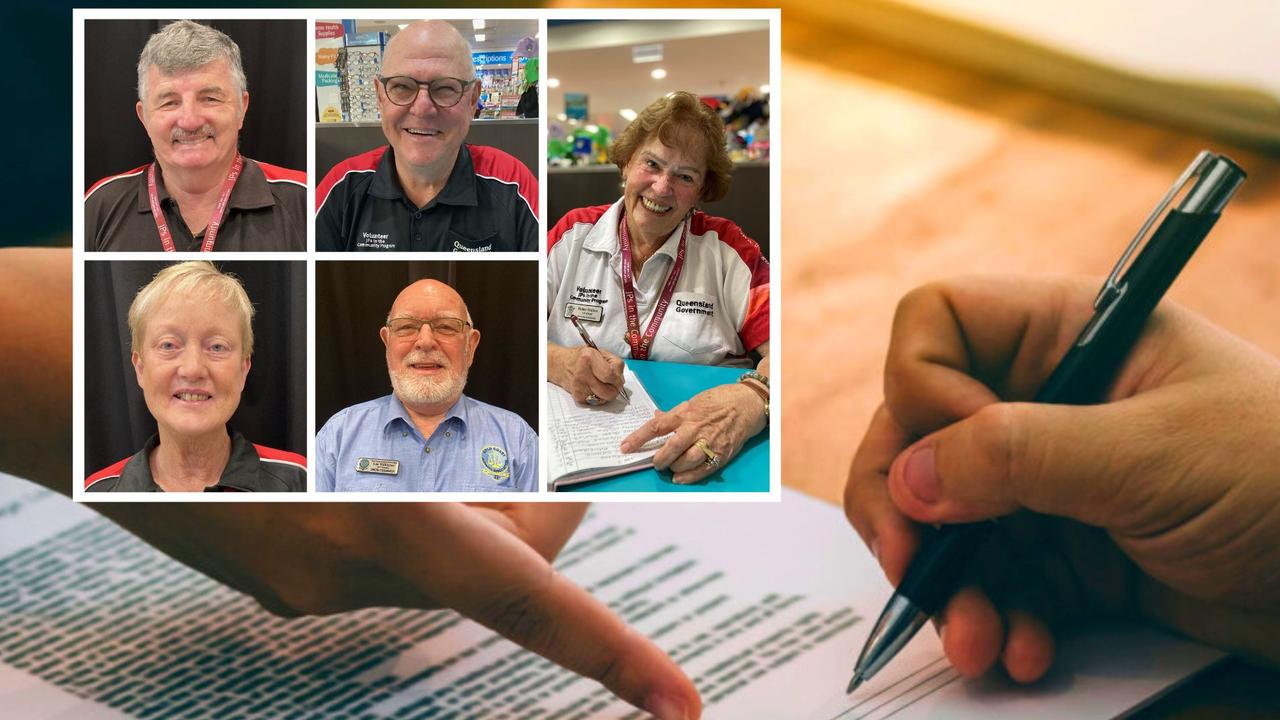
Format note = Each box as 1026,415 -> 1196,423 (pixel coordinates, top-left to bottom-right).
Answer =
314,18 -> 540,179
546,19 -> 771,250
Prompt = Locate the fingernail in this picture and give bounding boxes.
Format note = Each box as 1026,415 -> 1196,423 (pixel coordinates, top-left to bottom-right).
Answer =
901,445 -> 940,504
619,440 -> 632,453
645,692 -> 688,720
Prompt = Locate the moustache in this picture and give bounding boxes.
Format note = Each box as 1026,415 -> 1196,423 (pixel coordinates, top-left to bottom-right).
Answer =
402,351 -> 450,369
171,125 -> 216,142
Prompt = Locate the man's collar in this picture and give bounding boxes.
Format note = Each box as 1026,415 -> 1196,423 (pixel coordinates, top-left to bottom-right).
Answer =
385,392 -> 471,438
369,145 -> 479,208
135,156 -> 275,214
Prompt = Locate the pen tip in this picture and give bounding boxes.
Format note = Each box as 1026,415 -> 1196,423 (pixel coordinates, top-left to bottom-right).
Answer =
846,673 -> 864,694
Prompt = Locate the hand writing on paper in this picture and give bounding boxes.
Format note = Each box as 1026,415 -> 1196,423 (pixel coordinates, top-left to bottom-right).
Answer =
845,277 -> 1280,682
549,342 -> 627,404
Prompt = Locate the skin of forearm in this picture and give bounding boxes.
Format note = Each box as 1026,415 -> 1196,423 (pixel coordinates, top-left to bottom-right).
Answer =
0,248 -> 72,495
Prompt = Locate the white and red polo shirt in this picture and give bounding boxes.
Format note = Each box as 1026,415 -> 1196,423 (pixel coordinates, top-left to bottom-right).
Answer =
548,200 -> 769,366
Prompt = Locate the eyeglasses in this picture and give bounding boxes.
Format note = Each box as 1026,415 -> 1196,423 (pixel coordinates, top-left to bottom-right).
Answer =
378,76 -> 476,108
386,316 -> 471,339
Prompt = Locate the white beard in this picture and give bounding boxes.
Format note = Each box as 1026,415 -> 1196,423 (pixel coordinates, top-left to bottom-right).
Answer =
388,350 -> 468,407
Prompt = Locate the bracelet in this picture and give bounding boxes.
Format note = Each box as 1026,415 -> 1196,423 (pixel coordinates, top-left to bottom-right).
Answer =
737,373 -> 769,421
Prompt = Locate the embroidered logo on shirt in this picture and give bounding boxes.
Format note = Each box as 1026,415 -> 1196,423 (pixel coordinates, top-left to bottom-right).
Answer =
570,285 -> 607,305
453,240 -> 493,252
479,445 -> 511,482
356,457 -> 400,475
356,232 -> 395,250
674,298 -> 715,317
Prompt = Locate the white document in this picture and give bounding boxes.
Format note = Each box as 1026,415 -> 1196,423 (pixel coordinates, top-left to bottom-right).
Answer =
0,473 -> 1220,718
547,365 -> 667,489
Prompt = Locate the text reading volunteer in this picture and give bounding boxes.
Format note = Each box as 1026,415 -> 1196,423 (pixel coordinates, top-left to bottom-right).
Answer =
547,91 -> 770,485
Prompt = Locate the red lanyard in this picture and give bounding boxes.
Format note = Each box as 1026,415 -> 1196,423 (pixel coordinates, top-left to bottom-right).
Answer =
146,154 -> 243,252
619,210 -> 687,360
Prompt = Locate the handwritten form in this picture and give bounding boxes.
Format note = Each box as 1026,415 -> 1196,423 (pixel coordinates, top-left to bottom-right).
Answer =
548,366 -> 667,487
0,473 -> 1220,718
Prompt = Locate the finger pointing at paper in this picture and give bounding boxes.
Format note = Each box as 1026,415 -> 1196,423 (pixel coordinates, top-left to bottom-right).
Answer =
97,501 -> 703,720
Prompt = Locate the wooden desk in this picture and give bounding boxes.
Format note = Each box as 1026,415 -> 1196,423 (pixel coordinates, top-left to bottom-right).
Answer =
779,16 -> 1280,719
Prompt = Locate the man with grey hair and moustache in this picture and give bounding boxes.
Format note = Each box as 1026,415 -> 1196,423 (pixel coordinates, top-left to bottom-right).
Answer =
86,20 -> 306,251
315,278 -> 538,492
315,20 -> 537,252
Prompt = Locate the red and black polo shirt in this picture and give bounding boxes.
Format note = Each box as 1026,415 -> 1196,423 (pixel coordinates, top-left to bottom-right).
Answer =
85,430 -> 307,492
315,144 -> 538,252
84,158 -> 307,252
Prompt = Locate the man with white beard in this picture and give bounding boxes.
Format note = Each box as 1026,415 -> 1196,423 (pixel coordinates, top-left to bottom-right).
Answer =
315,279 -> 537,492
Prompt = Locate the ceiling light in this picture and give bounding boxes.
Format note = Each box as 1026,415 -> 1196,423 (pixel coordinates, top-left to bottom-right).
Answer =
547,77 -> 561,88
397,23 -> 408,30
475,33 -> 486,43
632,43 -> 663,63
473,19 -> 485,30
650,68 -> 667,80
760,84 -> 771,94
619,108 -> 637,121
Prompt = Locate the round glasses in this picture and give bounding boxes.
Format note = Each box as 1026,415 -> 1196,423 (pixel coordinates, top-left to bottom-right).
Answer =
386,316 -> 471,339
378,76 -> 476,108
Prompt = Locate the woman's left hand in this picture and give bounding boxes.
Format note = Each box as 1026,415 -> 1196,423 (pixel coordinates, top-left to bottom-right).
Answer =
620,383 -> 767,484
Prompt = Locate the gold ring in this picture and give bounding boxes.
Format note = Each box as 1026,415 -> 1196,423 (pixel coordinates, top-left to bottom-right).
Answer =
694,438 -> 721,469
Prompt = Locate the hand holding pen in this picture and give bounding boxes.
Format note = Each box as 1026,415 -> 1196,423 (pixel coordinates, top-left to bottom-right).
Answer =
843,153 -> 1277,687
567,314 -> 630,405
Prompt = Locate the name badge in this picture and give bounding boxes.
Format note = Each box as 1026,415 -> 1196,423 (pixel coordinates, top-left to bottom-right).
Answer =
565,302 -> 603,323
356,457 -> 400,475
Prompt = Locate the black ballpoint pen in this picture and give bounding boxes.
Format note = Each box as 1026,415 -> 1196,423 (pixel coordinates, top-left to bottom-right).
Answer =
847,151 -> 1247,694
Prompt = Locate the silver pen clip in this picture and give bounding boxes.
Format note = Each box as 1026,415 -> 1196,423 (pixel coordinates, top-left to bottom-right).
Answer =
1093,150 -> 1217,310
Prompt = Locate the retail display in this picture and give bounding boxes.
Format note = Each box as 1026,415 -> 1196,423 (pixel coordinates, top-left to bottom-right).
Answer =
339,46 -> 381,123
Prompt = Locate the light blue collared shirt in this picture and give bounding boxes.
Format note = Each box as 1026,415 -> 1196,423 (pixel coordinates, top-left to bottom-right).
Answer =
315,394 -> 538,492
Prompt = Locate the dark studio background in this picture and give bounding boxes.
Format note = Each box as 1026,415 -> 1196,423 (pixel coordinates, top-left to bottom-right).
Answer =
316,261 -> 538,431
83,19 -> 307,189
4,2 -> 535,248
84,260 -> 307,473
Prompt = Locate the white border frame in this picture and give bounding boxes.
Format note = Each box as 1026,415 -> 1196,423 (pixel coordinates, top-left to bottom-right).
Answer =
72,7 -> 781,504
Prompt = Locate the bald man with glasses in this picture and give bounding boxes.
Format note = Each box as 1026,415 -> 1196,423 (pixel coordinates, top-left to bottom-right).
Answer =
316,21 -> 538,252
315,278 -> 538,492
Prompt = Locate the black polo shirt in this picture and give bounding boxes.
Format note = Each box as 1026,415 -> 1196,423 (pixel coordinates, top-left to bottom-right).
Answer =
315,144 -> 538,252
85,429 -> 307,492
84,158 -> 307,252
